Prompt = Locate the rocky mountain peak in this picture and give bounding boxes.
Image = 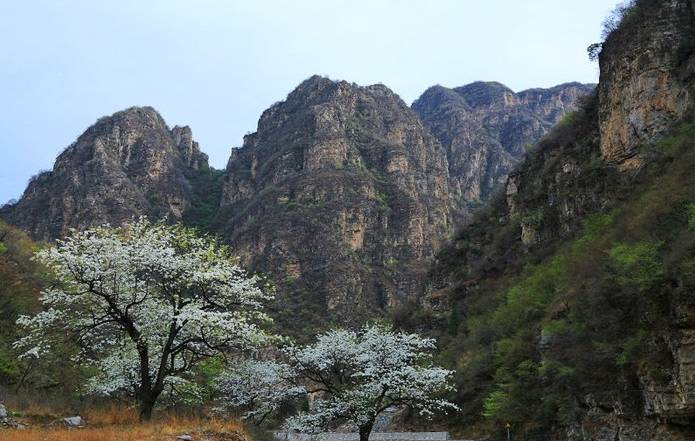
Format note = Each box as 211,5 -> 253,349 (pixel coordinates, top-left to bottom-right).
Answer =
413,85 -> 473,116
215,75 -> 450,328
412,80 -> 593,214
0,107 -> 208,240
453,81 -> 517,108
89,105 -> 164,130
171,125 -> 209,170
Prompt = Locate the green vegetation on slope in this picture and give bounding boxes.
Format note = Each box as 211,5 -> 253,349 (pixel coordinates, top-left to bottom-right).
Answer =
438,121 -> 695,437
0,221 -> 42,384
183,167 -> 226,230
0,221 -> 86,399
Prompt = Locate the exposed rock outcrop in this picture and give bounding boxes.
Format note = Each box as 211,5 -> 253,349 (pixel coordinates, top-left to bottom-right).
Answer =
412,81 -> 593,215
506,0 -> 695,247
498,3 -> 695,428
171,125 -> 209,170
215,75 -> 451,327
597,0 -> 695,168
0,107 -> 209,240
426,1 -> 695,439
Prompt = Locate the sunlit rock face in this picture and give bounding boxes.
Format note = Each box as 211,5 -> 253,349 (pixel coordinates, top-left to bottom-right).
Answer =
215,75 -> 451,326
0,106 -> 208,241
597,0 -> 695,169
412,81 -> 594,216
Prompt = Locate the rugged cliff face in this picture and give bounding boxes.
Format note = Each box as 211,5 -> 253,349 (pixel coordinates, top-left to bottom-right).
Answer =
0,107 -> 209,241
504,0 -> 695,248
214,75 -> 451,329
598,0 -> 695,169
426,1 -> 695,440
0,76 -> 591,329
412,81 -> 593,215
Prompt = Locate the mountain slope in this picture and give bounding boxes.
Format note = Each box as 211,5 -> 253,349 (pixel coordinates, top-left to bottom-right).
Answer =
0,107 -> 210,240
412,81 -> 593,215
0,77 -> 594,333
424,1 -> 695,439
213,75 -> 451,331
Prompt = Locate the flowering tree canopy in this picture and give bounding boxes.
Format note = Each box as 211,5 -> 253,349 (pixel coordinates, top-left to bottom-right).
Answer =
216,358 -> 305,423
14,218 -> 274,420
282,324 -> 457,441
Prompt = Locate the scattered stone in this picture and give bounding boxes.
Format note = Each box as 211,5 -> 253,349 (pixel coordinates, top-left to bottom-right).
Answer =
0,403 -> 15,428
177,435 -> 193,441
62,416 -> 83,427
274,432 -> 451,441
1,417 -> 27,430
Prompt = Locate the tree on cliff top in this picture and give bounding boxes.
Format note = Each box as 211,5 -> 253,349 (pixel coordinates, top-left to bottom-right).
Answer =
14,218 -> 275,420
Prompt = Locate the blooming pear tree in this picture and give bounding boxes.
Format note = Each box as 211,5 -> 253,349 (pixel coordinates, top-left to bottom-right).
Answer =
282,324 -> 458,441
14,218 -> 274,420
216,358 -> 305,423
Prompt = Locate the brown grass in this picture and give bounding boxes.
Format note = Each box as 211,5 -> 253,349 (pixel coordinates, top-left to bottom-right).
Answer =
0,406 -> 248,441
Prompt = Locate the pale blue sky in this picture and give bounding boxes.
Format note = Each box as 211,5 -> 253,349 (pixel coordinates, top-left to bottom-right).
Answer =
0,0 -> 619,204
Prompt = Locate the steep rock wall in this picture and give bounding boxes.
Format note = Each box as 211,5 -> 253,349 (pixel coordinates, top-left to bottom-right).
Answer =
216,76 -> 451,327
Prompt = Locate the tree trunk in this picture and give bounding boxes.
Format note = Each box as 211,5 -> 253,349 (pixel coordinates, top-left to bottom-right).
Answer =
359,422 -> 374,441
136,342 -> 156,421
138,392 -> 157,421
140,399 -> 155,421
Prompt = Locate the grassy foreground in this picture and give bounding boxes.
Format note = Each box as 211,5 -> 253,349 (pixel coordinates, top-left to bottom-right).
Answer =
0,405 -> 248,441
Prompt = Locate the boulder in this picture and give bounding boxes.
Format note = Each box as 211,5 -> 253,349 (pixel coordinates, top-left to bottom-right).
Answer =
62,416 -> 83,427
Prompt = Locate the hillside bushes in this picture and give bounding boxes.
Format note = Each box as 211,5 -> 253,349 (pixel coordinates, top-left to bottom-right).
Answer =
440,120 -> 695,436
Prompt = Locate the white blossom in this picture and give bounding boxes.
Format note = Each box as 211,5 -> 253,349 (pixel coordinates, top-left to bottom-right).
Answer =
216,358 -> 305,422
14,218 -> 276,418
283,324 -> 458,438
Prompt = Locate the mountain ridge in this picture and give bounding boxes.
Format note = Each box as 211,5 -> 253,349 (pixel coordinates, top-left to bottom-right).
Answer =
0,76 -> 589,327
412,80 -> 593,215
213,74 -> 451,329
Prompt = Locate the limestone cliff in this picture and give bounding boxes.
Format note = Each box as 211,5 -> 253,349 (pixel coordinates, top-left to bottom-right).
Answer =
214,75 -> 451,328
426,1 -> 695,439
598,0 -> 695,169
0,107 -> 209,240
412,81 -> 593,215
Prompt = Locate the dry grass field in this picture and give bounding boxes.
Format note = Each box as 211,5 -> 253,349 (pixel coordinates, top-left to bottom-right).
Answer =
0,405 -> 248,441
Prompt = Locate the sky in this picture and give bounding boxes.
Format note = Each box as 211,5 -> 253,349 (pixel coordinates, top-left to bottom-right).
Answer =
0,0 -> 620,204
